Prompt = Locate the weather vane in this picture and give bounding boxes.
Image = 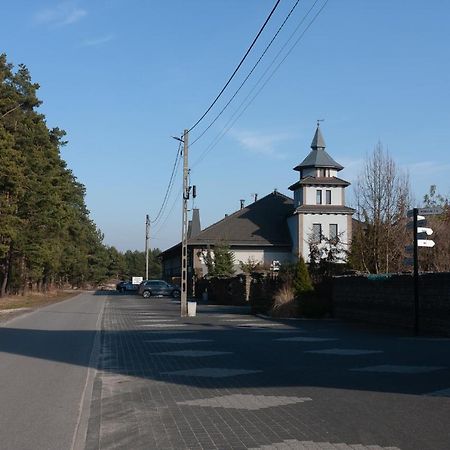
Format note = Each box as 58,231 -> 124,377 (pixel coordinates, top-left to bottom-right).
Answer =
317,119 -> 324,127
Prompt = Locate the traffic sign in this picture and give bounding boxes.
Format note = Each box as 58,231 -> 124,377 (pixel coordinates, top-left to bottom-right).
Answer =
417,239 -> 435,248
418,207 -> 443,216
408,207 -> 443,217
406,217 -> 426,229
417,227 -> 433,235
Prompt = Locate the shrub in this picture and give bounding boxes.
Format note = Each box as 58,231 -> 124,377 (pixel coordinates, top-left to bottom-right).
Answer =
293,257 -> 313,296
271,284 -> 298,318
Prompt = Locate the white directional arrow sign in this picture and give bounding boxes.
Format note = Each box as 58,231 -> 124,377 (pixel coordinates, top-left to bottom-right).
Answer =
417,227 -> 433,235
417,239 -> 435,248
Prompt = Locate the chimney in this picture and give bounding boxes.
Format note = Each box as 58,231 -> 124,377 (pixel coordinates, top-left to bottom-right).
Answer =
240,199 -> 245,209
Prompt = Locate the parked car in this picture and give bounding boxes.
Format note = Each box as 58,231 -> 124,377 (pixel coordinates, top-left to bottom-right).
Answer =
138,279 -> 181,298
116,281 -> 139,293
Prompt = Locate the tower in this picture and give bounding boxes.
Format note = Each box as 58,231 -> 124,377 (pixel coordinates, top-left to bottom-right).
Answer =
287,124 -> 355,261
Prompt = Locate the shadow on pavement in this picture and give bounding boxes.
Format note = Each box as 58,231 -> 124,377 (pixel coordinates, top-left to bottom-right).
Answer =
1,294 -> 450,398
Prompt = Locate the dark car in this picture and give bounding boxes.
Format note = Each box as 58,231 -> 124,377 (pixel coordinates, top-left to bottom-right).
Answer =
116,281 -> 139,293
138,280 -> 180,298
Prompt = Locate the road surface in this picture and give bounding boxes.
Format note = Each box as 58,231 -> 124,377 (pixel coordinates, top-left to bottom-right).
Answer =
0,292 -> 104,450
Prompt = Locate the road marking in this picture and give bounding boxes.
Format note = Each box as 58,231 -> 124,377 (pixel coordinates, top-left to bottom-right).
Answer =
248,440 -> 400,450
148,338 -> 212,344
161,368 -> 261,378
275,337 -> 338,342
150,350 -> 231,357
177,394 -> 312,410
351,365 -> 444,374
306,348 -> 383,356
424,388 -> 450,397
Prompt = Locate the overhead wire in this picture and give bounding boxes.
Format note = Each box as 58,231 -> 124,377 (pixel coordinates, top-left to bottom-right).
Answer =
188,0 -> 282,133
192,0 -> 329,169
153,185 -> 183,238
189,0 -> 302,148
150,139 -> 182,225
152,0 -> 329,237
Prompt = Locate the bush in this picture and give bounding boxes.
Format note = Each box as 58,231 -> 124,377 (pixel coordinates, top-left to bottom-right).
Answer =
293,257 -> 313,296
271,284 -> 298,317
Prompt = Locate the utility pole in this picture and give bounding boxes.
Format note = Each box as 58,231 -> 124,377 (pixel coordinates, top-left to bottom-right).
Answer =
180,129 -> 189,317
145,214 -> 150,280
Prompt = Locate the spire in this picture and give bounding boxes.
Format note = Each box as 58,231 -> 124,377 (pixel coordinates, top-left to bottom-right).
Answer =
310,122 -> 326,150
293,123 -> 343,172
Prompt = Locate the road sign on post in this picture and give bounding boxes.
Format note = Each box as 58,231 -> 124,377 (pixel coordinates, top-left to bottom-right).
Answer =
417,239 -> 435,248
406,207 -> 438,336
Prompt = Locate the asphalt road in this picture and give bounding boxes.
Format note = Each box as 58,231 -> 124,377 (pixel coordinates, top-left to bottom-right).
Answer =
0,292 -> 104,450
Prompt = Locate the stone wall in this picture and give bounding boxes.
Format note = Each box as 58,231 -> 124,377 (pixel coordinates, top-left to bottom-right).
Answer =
333,273 -> 450,336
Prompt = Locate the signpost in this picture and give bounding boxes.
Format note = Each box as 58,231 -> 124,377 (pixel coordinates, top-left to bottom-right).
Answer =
406,207 -> 441,335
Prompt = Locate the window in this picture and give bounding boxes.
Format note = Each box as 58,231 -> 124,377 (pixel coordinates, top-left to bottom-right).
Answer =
319,168 -> 327,177
316,190 -> 322,205
312,224 -> 322,243
326,190 -> 332,204
329,224 -> 338,241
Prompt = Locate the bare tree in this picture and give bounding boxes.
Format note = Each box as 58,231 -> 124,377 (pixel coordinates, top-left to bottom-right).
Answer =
351,143 -> 411,273
419,185 -> 450,272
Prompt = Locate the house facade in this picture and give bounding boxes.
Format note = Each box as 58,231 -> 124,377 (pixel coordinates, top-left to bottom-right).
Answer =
160,192 -> 296,282
160,125 -> 354,280
287,125 -> 354,261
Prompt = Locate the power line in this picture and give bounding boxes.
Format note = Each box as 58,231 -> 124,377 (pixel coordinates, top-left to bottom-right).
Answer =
190,0 -> 302,148
188,0 -> 282,133
192,0 -> 328,169
153,185 -> 183,238
150,139 -> 182,225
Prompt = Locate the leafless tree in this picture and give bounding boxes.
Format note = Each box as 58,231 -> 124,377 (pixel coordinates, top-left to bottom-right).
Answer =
351,143 -> 411,273
419,185 -> 450,272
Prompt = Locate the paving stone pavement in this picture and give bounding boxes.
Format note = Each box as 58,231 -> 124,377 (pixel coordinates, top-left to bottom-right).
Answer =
85,294 -> 450,450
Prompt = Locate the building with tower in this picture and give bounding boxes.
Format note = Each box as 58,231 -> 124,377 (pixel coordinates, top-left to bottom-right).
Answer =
160,124 -> 354,281
287,124 -> 355,261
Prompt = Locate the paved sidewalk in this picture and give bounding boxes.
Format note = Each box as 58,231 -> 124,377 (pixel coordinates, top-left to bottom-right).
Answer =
85,294 -> 450,450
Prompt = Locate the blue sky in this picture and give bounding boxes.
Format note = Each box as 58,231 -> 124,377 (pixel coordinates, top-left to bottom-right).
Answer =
2,0 -> 449,251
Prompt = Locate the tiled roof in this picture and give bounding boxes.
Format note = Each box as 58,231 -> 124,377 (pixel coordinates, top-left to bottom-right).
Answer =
289,176 -> 350,190
188,192 -> 295,247
294,204 -> 355,214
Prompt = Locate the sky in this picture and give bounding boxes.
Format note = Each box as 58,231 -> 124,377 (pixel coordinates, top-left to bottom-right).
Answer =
2,0 -> 450,252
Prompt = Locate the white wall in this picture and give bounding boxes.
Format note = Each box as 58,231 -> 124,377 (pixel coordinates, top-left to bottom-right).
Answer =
304,185 -> 343,205
199,248 -> 294,275
300,213 -> 350,261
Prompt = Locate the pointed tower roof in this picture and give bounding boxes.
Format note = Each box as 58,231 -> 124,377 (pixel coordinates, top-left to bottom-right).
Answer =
310,125 -> 326,150
294,125 -> 344,172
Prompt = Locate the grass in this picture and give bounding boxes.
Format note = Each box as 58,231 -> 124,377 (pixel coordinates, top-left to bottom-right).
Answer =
0,291 -> 79,311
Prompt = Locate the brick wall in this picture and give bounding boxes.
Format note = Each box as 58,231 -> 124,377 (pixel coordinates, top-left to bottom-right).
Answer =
333,273 -> 450,336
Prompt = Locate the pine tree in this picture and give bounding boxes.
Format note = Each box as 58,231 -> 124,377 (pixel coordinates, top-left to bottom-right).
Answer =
205,243 -> 235,278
